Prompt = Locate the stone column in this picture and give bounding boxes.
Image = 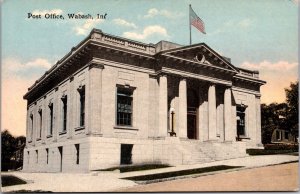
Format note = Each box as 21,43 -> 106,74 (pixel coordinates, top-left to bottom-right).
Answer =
67,77 -> 74,139
26,108 -> 30,143
41,98 -> 46,144
33,104 -> 37,145
256,95 -> 262,146
224,87 -> 233,141
178,77 -> 187,138
158,74 -> 168,137
208,83 -> 217,140
88,63 -> 104,136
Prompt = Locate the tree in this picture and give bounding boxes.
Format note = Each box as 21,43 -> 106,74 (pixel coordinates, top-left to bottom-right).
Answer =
1,130 -> 16,171
1,130 -> 26,171
261,81 -> 299,144
285,81 -> 299,140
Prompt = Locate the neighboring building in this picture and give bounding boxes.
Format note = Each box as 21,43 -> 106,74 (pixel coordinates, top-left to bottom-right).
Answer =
271,129 -> 296,143
23,29 -> 266,172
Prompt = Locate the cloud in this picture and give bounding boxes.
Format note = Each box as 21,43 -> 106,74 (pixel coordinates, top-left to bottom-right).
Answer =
241,60 -> 297,71
3,58 -> 52,79
123,25 -> 169,41
113,18 -> 137,29
240,60 -> 298,104
144,8 -> 183,19
73,19 -> 104,36
32,9 -> 63,16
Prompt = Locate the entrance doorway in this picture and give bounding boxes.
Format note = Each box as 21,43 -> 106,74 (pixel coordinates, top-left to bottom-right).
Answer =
187,88 -> 198,139
187,107 -> 197,139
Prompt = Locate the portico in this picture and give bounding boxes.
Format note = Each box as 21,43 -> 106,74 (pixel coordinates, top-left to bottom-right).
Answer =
158,73 -> 236,142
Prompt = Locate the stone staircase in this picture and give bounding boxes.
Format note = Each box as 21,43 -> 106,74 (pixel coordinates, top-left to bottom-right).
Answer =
180,140 -> 248,164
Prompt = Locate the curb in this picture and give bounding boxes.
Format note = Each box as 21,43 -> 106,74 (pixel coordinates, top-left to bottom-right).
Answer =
125,160 -> 299,185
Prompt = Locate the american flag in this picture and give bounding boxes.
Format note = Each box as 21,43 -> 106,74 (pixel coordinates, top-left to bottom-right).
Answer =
190,6 -> 206,34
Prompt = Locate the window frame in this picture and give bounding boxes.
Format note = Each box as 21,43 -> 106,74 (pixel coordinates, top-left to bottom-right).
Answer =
36,150 -> 38,164
46,148 -> 49,164
61,95 -> 68,133
30,113 -> 34,141
75,144 -> 80,165
236,104 -> 247,138
116,85 -> 135,127
48,102 -> 54,136
77,85 -> 85,127
38,108 -> 42,139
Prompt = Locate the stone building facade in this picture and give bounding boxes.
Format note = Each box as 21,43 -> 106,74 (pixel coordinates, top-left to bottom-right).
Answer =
23,29 -> 266,172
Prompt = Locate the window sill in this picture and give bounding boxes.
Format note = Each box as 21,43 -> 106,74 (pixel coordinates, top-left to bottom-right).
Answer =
236,136 -> 251,141
114,125 -> 138,131
75,126 -> 85,131
46,135 -> 53,138
59,131 -> 67,135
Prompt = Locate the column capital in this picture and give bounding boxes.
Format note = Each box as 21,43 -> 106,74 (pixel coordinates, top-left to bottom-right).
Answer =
209,81 -> 217,86
224,85 -> 232,89
158,72 -> 168,78
179,75 -> 188,81
88,62 -> 104,70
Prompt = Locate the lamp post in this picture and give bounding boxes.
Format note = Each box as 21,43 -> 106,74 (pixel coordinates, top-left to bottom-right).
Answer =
169,108 -> 176,137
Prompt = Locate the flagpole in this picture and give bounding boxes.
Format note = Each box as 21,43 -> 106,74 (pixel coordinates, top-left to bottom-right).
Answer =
189,4 -> 192,45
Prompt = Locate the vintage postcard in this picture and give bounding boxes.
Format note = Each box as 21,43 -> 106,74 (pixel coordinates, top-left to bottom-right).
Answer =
1,0 -> 299,192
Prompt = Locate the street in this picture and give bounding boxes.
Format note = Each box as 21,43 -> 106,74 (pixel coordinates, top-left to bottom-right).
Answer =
118,162 -> 299,192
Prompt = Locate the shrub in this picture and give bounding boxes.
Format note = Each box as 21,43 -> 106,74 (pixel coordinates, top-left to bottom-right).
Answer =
264,143 -> 298,151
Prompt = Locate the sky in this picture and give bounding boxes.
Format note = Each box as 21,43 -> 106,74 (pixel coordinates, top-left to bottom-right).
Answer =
1,0 -> 299,136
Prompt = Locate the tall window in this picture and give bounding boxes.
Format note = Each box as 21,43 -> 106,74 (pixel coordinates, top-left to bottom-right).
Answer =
38,109 -> 42,139
116,87 -> 133,126
236,105 -> 247,137
61,95 -> 67,132
48,103 -> 53,135
30,113 -> 33,140
36,150 -> 38,163
46,148 -> 49,164
27,151 -> 30,164
75,144 -> 80,165
78,86 -> 85,127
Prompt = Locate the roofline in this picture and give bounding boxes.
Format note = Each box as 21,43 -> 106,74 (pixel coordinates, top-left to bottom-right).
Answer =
24,28 -> 157,99
237,66 -> 259,74
157,42 -> 239,73
234,74 -> 266,85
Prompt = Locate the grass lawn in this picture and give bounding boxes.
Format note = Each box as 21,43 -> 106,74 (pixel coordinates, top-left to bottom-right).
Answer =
94,164 -> 172,173
122,165 -> 243,181
1,175 -> 27,187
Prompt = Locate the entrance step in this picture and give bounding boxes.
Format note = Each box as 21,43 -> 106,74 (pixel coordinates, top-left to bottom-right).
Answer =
180,140 -> 248,165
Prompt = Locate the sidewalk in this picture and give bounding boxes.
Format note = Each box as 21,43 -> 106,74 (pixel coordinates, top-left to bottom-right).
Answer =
1,154 -> 298,192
